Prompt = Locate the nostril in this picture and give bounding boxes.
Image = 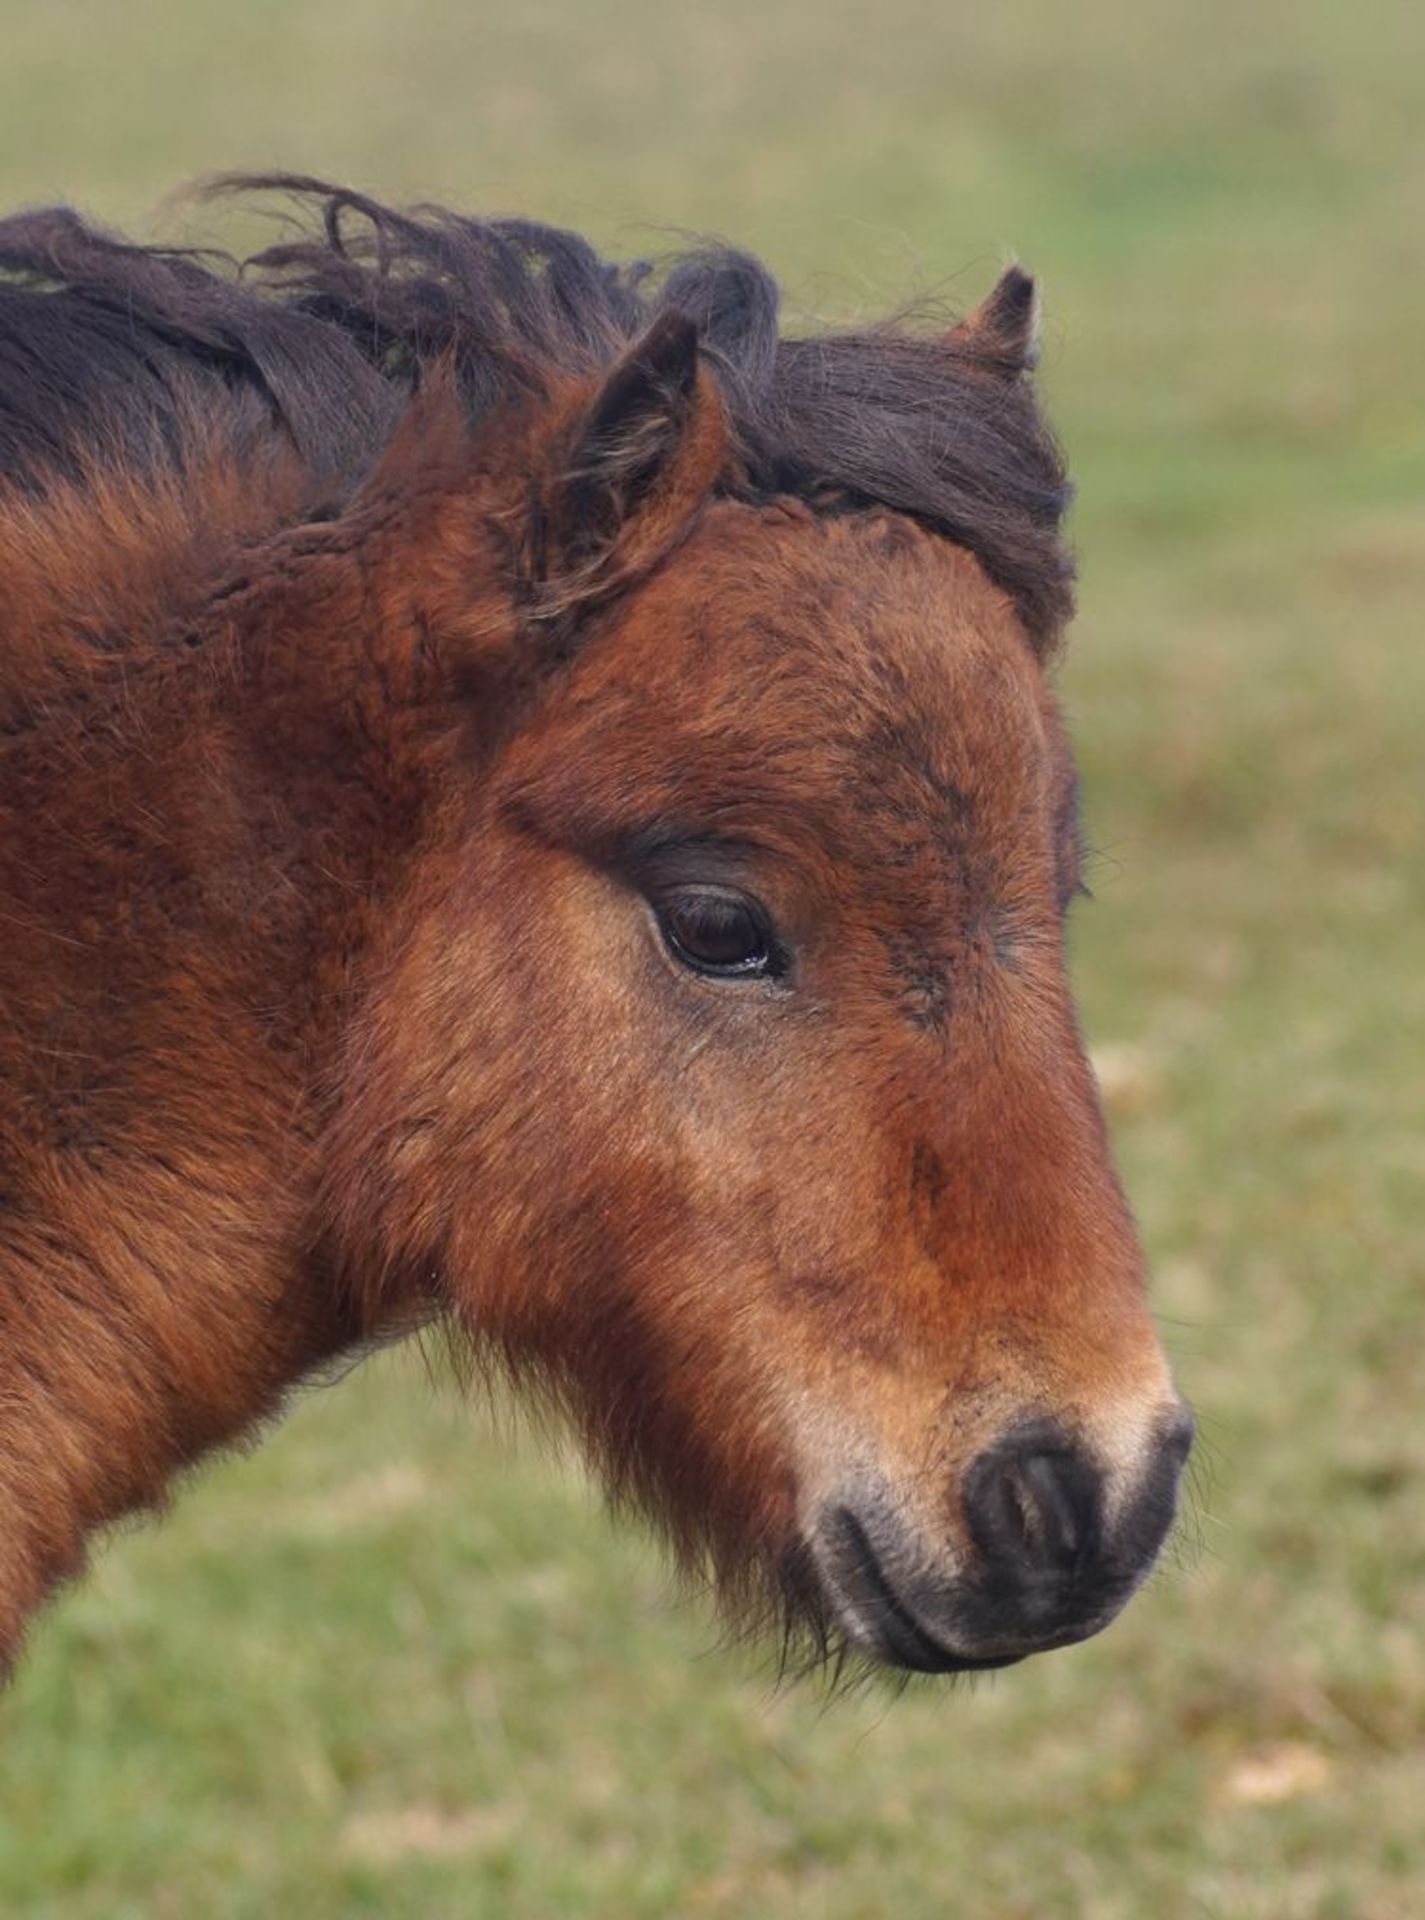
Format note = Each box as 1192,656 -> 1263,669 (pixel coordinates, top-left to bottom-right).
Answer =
952,1417 -> 1189,1651
963,1429 -> 1103,1581
1017,1449 -> 1093,1565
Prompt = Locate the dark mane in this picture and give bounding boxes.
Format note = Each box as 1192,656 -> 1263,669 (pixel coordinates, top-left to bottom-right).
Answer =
0,174 -> 1072,642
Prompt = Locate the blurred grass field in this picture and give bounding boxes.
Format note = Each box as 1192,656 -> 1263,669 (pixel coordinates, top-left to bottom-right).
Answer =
1,2 -> 1422,1914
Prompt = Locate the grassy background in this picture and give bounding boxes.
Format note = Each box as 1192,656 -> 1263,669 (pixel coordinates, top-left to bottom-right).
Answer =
1,1 -> 1422,1913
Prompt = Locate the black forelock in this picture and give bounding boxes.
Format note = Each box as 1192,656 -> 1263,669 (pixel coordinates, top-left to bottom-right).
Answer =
0,174 -> 1073,645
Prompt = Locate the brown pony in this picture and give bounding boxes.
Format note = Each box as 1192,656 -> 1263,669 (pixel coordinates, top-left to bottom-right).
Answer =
0,177 -> 1191,1678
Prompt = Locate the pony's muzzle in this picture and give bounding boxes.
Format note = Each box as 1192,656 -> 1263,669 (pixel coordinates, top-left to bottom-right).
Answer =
812,1408 -> 1194,1673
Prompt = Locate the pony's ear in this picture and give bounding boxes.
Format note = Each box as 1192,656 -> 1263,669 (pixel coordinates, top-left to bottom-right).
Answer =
946,265 -> 1041,376
533,310 -> 729,616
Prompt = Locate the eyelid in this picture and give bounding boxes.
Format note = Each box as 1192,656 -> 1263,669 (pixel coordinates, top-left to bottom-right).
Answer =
608,820 -> 797,979
619,828 -> 766,894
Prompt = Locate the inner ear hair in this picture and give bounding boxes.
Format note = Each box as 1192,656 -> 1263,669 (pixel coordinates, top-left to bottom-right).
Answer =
534,310 -> 730,619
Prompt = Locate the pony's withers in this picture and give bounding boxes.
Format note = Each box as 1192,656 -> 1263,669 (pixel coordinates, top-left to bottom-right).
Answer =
0,179 -> 1190,1676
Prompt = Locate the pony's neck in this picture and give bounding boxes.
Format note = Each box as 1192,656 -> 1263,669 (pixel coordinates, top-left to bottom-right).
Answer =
0,445 -> 489,1662
0,1162 -> 358,1662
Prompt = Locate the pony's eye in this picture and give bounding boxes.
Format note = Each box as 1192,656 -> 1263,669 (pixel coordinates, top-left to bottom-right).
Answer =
655,887 -> 783,981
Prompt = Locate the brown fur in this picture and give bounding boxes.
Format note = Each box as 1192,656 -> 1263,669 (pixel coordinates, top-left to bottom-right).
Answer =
0,189 -> 1185,1675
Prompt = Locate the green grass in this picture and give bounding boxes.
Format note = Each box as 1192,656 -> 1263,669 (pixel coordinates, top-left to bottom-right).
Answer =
1,2 -> 1422,1913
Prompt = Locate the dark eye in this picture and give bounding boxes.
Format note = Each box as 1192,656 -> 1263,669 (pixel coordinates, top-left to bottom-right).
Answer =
654,886 -> 785,981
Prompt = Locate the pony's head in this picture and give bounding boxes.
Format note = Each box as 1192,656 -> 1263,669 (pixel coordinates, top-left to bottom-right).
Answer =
320,256 -> 1192,1674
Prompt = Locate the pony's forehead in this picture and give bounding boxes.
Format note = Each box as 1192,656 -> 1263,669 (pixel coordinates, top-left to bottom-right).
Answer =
516,503 -> 1063,874
611,501 -> 1048,742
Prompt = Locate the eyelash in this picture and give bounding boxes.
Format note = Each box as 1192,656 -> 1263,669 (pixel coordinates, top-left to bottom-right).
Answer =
1066,832 -> 1101,909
